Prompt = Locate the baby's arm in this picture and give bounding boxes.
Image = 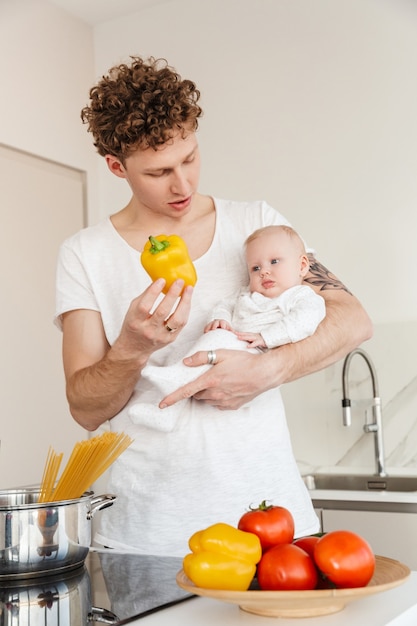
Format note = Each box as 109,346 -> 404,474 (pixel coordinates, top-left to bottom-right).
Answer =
235,331 -> 267,349
261,288 -> 326,348
205,290 -> 241,332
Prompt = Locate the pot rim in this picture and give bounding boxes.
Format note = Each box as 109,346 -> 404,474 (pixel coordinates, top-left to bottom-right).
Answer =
0,487 -> 94,510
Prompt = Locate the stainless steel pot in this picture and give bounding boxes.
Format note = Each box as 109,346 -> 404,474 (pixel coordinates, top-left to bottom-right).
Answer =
0,488 -> 116,579
0,566 -> 91,625
0,565 -> 119,624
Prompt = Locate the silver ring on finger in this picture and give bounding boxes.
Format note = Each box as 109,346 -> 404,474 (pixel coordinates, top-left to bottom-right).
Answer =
207,350 -> 217,365
165,322 -> 177,332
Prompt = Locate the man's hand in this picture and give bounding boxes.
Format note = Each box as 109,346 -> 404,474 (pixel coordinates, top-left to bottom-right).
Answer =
159,349 -> 276,410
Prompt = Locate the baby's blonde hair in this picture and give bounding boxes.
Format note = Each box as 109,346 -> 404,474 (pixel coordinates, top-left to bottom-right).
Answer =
245,225 -> 306,255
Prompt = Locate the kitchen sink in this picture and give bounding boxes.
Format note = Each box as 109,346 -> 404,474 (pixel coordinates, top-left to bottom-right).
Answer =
303,473 -> 417,492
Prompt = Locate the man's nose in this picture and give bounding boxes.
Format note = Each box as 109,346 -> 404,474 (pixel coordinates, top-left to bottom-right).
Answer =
171,169 -> 189,195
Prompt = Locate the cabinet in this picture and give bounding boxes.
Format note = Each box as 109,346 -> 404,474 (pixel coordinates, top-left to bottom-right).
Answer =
315,507 -> 417,570
0,145 -> 86,488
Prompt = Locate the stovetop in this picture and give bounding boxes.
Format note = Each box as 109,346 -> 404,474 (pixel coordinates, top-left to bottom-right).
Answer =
0,550 -> 194,624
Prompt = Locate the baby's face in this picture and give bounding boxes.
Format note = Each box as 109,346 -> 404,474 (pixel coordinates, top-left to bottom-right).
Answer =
246,231 -> 307,298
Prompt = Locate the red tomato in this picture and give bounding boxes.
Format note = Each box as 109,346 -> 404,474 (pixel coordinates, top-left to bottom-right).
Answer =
293,535 -> 320,558
238,501 -> 294,551
257,543 -> 318,590
314,530 -> 375,588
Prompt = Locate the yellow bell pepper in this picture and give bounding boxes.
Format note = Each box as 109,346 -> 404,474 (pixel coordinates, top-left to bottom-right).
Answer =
141,234 -> 197,294
183,522 -> 262,591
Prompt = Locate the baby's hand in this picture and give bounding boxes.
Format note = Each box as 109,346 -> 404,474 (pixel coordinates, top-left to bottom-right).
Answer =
204,319 -> 233,332
235,331 -> 267,349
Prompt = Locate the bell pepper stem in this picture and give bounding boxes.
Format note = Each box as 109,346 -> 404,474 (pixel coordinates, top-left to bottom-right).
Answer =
148,236 -> 171,254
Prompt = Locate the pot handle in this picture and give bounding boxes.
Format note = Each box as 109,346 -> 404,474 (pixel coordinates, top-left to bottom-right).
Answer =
88,606 -> 119,623
87,494 -> 117,520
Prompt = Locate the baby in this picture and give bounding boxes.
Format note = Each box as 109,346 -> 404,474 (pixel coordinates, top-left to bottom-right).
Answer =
129,225 -> 326,431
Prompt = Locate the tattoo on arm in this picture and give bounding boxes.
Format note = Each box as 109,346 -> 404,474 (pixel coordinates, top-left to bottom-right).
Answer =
305,254 -> 352,294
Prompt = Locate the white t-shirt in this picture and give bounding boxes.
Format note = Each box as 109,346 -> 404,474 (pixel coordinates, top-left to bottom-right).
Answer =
55,198 -> 320,556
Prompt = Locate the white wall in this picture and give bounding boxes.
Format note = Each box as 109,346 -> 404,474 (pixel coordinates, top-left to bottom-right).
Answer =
0,0 -> 99,223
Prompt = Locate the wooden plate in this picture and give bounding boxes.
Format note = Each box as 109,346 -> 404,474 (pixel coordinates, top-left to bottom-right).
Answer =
176,555 -> 410,618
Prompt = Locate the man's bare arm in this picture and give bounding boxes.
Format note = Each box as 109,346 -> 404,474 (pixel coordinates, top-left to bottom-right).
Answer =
62,309 -> 146,431
304,254 -> 352,295
159,257 -> 373,410
62,279 -> 193,431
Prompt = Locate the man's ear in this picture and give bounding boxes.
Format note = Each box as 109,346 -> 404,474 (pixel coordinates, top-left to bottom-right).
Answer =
105,155 -> 127,179
300,254 -> 310,278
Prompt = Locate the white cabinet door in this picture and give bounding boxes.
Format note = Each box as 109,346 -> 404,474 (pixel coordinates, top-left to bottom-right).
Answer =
0,145 -> 86,488
321,509 -> 417,570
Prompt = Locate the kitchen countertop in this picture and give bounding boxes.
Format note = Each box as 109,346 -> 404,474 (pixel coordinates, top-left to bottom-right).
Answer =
309,489 -> 417,506
0,551 -> 193,625
126,572 -> 417,625
3,550 -> 415,624
302,466 -> 417,507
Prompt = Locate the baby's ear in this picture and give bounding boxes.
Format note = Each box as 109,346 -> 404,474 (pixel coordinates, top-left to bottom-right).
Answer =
300,254 -> 310,277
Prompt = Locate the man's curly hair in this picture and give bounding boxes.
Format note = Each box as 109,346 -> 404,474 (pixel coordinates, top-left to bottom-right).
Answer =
81,56 -> 203,163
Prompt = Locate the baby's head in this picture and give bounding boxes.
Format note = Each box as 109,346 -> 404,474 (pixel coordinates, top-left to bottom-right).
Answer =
244,225 -> 310,298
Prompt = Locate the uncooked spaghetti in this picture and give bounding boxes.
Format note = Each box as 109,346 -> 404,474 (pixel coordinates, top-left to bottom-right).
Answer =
38,432 -> 133,502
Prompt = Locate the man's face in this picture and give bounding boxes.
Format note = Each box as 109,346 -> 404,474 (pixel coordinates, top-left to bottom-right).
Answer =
107,130 -> 201,219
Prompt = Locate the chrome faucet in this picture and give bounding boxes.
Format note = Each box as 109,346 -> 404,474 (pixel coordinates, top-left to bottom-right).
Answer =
341,348 -> 387,477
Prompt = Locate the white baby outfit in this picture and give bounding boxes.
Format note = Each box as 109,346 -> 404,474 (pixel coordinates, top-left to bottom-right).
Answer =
129,285 -> 325,431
